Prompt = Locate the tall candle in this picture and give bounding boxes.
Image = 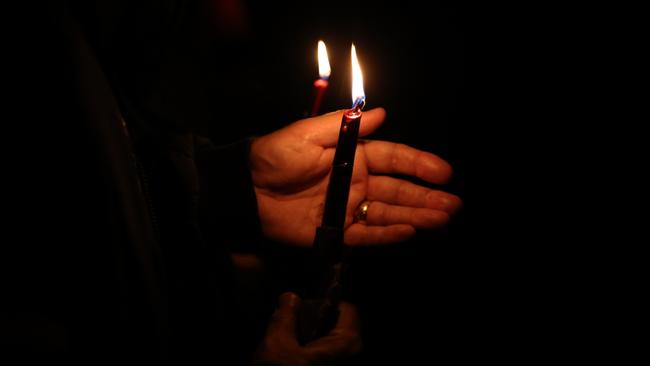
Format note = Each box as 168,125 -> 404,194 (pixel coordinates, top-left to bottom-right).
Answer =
300,44 -> 365,344
320,44 -> 365,228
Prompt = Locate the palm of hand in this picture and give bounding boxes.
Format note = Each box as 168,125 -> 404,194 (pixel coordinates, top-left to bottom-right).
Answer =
251,108 -> 460,247
253,134 -> 370,247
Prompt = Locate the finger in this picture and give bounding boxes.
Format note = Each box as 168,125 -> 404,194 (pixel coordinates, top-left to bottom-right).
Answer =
344,224 -> 416,246
304,302 -> 362,358
365,201 -> 450,229
333,302 -> 361,334
363,140 -> 452,184
368,175 -> 462,214
299,108 -> 386,147
266,292 -> 301,338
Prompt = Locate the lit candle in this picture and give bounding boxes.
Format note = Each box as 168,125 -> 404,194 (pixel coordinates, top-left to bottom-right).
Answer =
320,44 -> 365,228
299,44 -> 365,344
310,40 -> 331,116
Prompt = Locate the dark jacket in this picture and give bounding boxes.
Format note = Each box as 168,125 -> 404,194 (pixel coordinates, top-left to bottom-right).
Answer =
1,0 -> 261,362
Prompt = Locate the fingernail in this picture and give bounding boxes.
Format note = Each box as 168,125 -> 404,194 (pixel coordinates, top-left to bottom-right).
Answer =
279,292 -> 300,308
443,195 -> 462,214
432,194 -> 461,214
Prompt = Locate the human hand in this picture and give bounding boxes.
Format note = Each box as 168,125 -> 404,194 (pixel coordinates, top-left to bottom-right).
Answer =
252,293 -> 361,366
250,108 -> 461,247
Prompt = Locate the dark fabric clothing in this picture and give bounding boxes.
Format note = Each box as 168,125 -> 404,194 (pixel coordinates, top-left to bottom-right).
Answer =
1,1 -> 262,362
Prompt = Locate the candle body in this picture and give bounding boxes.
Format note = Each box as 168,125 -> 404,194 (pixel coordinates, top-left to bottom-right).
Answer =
310,79 -> 329,117
320,109 -> 361,229
298,109 -> 361,344
310,108 -> 361,296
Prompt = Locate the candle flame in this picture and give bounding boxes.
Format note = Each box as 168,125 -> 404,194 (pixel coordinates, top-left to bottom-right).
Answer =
318,40 -> 331,80
351,44 -> 365,108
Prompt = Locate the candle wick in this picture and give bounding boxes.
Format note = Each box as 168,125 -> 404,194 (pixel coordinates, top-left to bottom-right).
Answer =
352,97 -> 366,111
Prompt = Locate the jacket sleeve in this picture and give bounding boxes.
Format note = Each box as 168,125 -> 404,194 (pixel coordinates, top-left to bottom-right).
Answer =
194,136 -> 264,253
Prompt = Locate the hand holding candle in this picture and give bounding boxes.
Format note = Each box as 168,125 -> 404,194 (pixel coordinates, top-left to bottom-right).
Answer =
250,42 -> 460,343
251,68 -> 459,247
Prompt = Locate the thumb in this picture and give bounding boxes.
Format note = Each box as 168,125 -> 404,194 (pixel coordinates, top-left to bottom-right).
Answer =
266,292 -> 301,338
300,107 -> 387,147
